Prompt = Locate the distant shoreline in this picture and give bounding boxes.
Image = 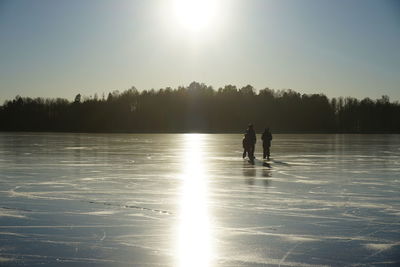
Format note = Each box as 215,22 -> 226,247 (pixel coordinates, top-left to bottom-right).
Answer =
1,130 -> 399,135
1,83 -> 399,133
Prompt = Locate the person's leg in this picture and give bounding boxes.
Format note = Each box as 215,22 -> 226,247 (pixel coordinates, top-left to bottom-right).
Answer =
267,146 -> 270,160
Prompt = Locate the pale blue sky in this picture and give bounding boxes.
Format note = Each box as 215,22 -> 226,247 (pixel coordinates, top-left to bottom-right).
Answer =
0,0 -> 399,103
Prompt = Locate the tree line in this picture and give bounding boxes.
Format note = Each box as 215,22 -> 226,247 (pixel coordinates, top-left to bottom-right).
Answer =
1,82 -> 399,133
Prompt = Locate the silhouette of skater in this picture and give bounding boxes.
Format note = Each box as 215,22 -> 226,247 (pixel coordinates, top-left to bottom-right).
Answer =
261,127 -> 272,160
245,124 -> 256,160
242,132 -> 251,159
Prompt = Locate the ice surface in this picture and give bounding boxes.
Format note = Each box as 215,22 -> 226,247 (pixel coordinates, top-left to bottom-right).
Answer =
0,133 -> 399,266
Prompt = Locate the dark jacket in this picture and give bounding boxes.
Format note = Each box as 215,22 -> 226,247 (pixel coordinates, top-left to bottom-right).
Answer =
242,133 -> 251,148
247,128 -> 256,145
262,131 -> 272,146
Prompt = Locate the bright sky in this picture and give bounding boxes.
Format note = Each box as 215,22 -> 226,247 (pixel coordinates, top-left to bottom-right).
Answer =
0,0 -> 399,103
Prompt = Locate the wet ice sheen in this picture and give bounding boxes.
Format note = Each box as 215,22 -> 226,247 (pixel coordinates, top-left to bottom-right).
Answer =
0,133 -> 399,266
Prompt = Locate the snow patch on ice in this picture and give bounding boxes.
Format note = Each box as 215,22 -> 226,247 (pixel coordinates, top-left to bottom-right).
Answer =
282,235 -> 319,242
72,210 -> 117,216
0,232 -> 26,237
221,254 -> 329,267
295,179 -> 329,185
365,243 -> 395,251
0,208 -> 26,219
0,257 -> 13,263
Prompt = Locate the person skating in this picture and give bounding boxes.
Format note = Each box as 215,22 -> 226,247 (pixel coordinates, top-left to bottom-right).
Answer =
246,124 -> 256,160
261,127 -> 272,160
242,132 -> 251,159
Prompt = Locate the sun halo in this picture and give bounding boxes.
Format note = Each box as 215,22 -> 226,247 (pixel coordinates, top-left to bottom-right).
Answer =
173,0 -> 218,32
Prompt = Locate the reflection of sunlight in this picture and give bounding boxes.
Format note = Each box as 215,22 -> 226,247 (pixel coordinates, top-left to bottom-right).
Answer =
177,134 -> 213,267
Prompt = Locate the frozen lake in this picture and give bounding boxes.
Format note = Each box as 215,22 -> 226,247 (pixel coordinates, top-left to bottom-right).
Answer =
0,133 -> 399,266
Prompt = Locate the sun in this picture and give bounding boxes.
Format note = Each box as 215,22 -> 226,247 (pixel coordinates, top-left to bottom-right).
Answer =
174,0 -> 218,31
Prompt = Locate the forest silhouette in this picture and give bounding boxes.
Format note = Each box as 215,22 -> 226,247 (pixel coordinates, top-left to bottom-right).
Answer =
1,82 -> 399,133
